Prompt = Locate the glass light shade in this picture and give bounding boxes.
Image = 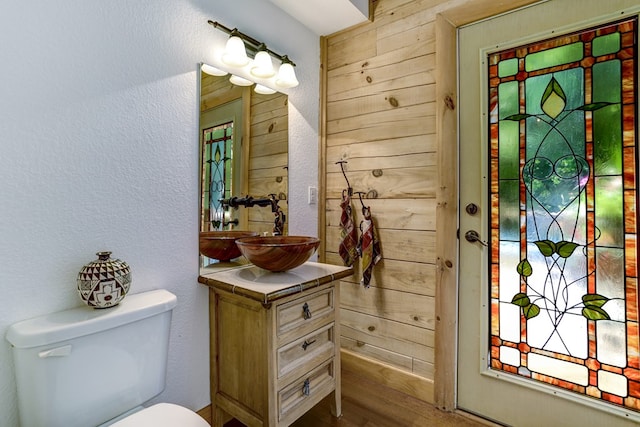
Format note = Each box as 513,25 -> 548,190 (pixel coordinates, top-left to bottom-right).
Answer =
201,64 -> 227,76
221,36 -> 249,67
250,51 -> 276,78
254,84 -> 276,95
276,62 -> 299,88
229,74 -> 253,87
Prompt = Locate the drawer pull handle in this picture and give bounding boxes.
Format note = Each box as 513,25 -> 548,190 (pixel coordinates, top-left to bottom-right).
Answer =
302,378 -> 311,396
302,302 -> 312,319
301,339 -> 316,350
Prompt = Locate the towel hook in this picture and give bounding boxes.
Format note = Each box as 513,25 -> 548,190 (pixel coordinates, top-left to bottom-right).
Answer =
354,191 -> 369,215
336,161 -> 353,196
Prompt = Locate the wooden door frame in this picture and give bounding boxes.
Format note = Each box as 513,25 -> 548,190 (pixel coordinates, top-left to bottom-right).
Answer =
433,0 -> 543,411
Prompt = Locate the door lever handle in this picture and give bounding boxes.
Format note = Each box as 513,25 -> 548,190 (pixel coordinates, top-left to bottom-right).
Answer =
465,230 -> 488,247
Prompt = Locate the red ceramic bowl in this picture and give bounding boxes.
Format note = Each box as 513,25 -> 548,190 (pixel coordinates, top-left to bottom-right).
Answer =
199,231 -> 259,261
235,236 -> 320,272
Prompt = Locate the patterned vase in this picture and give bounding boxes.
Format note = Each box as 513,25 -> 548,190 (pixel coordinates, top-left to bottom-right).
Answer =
77,251 -> 132,309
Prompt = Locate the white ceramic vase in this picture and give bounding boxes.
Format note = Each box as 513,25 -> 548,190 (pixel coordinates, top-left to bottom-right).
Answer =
77,251 -> 132,309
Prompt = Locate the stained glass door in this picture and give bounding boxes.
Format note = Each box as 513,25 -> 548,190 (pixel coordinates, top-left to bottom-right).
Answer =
201,122 -> 234,231
199,97 -> 245,268
458,1 -> 640,425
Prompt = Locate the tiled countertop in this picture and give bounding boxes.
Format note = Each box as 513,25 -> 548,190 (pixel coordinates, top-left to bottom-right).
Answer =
198,261 -> 353,304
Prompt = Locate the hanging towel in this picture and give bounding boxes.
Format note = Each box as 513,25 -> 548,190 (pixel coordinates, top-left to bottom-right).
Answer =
339,189 -> 359,267
359,206 -> 382,288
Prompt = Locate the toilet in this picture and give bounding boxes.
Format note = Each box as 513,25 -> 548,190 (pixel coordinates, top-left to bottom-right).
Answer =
5,289 -> 209,427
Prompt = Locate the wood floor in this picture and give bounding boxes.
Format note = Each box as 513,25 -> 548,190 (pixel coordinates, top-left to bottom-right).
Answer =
206,369 -> 489,427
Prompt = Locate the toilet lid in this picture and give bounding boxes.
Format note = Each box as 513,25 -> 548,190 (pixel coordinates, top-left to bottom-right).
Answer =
109,403 -> 209,427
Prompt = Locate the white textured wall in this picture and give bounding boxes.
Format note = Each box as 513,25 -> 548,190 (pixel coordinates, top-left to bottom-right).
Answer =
0,1 -> 318,425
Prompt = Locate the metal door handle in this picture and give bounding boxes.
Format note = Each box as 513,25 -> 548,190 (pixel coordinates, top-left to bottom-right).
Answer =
465,230 -> 488,247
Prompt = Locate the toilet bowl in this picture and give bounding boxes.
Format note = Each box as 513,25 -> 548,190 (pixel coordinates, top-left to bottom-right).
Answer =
6,289 -> 208,427
108,403 -> 209,426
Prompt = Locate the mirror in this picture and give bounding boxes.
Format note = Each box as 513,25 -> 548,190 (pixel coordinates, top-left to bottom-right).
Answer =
199,65 -> 288,265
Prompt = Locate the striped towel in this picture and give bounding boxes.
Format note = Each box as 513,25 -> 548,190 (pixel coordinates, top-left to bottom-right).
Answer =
339,189 -> 359,267
359,206 -> 382,288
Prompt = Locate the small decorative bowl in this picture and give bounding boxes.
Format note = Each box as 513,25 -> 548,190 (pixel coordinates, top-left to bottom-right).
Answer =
199,231 -> 259,261
235,236 -> 320,272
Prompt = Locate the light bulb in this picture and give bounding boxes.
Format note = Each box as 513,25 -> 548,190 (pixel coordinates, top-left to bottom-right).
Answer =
254,84 -> 276,95
275,59 -> 299,88
251,50 -> 275,78
229,75 -> 253,86
221,35 -> 249,67
201,64 -> 227,76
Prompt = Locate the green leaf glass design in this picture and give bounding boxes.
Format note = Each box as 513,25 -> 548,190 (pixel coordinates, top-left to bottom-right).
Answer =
577,102 -> 612,111
534,240 -> 556,257
540,77 -> 566,118
523,303 -> 540,320
505,113 -> 532,121
516,260 -> 533,277
512,293 -> 531,307
582,294 -> 609,308
582,306 -> 610,321
555,241 -> 579,258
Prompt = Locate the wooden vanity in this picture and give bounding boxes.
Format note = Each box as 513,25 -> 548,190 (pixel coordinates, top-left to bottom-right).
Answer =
199,262 -> 352,427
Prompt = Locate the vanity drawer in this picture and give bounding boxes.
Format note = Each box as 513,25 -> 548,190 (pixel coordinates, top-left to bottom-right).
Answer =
277,323 -> 334,380
276,287 -> 334,338
278,359 -> 335,422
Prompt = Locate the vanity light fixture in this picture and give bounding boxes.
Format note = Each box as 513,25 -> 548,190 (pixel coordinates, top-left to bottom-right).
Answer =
207,20 -> 299,93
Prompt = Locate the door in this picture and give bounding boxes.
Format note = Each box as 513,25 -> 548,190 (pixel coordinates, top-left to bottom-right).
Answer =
200,98 -> 244,232
458,1 -> 640,425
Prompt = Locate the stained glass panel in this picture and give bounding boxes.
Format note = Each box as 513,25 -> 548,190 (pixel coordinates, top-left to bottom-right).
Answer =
201,122 -> 233,232
489,17 -> 639,411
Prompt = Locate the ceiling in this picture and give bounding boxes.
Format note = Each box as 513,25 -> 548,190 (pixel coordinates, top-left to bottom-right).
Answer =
268,0 -> 370,36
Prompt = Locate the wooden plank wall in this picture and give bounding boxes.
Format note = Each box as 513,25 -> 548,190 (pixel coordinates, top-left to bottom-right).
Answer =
321,0 -> 543,409
247,92 -> 289,235
201,73 -> 243,112
322,0 -> 443,386
200,73 -> 288,235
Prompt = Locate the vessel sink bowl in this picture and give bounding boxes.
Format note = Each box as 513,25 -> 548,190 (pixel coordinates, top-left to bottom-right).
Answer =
235,236 -> 320,272
199,231 -> 259,261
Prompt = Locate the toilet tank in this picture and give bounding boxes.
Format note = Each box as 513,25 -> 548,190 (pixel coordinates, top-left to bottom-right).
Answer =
6,289 -> 177,427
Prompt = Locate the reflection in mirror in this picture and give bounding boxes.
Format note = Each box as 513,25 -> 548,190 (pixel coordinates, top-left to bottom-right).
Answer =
199,65 -> 288,266
201,100 -> 243,230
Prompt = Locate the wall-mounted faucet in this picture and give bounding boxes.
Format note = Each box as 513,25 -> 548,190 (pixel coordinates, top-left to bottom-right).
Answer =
220,194 -> 286,235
